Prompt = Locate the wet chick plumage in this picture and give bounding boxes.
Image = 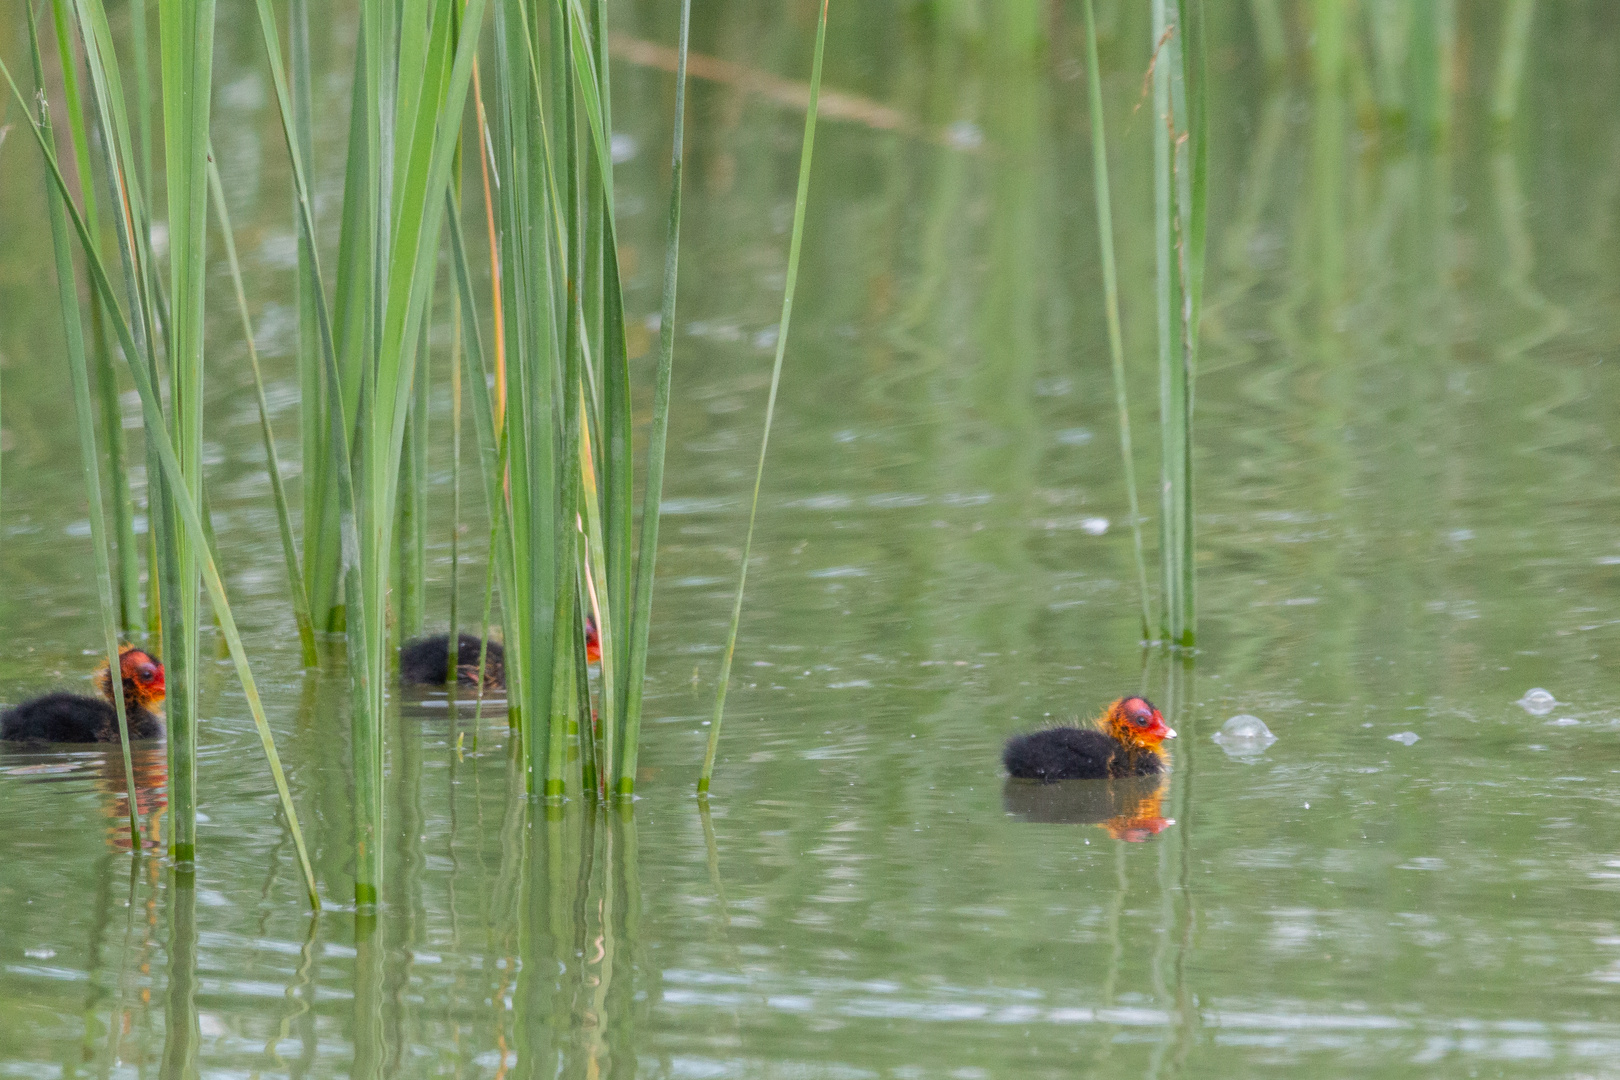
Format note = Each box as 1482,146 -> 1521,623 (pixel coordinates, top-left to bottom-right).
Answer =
1002,696 -> 1176,781
0,646 -> 166,744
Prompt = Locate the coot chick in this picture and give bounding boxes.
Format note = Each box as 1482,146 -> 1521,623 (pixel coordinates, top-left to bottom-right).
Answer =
1003,696 -> 1176,781
0,646 -> 166,743
400,634 -> 507,691
401,618 -> 602,692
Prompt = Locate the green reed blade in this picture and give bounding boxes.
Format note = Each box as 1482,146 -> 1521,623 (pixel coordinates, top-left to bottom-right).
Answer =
157,0 -> 216,865
28,6 -> 140,850
447,302 -> 464,681
553,337 -> 586,800
252,0 -> 372,902
493,0 -> 566,792
445,196 -> 515,595
287,0 -> 337,638
549,0 -> 592,801
0,57 -> 320,905
1082,0 -> 1153,644
1180,0 -> 1206,646
322,0 -> 490,906
249,0 -> 354,646
617,0 -> 691,796
699,0 -> 828,794
1492,0 -> 1536,126
563,0 -> 633,727
129,0 -> 152,190
602,188 -> 634,745
399,295 -> 431,640
562,0 -> 612,205
445,192 -> 517,752
48,0 -> 141,631
1151,0 -> 1185,647
65,0 -> 174,761
61,0 -> 161,634
446,3 -> 466,685
205,156 -> 319,666
577,404 -> 617,794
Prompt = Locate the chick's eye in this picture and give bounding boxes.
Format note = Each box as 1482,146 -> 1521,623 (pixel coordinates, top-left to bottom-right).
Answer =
138,665 -> 156,682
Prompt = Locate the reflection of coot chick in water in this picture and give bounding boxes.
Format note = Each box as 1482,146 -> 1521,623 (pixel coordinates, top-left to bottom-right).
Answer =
1002,774 -> 1174,841
398,621 -> 601,692
1003,696 -> 1176,780
0,646 -> 166,743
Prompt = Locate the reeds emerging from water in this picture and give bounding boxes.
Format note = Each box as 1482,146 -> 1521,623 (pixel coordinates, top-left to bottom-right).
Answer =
701,0 -> 829,794
1083,0 -> 1206,650
5,0 -> 316,900
5,0 -> 725,906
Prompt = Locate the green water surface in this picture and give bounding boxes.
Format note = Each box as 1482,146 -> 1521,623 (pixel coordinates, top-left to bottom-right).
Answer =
2,3 -> 1620,1077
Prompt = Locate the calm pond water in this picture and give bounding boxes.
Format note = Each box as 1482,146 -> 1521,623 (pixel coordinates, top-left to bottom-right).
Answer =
4,3 -> 1620,1077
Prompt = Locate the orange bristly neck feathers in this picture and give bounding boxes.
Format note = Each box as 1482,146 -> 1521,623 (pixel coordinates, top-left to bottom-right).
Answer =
1099,701 -> 1172,763
95,646 -> 167,713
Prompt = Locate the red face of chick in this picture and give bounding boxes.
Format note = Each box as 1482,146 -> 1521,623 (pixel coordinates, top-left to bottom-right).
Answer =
585,616 -> 602,664
1105,695 -> 1176,747
120,649 -> 165,705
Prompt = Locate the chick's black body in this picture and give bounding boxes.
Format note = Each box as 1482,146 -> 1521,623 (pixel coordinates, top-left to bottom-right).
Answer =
400,634 -> 505,690
1,692 -> 164,744
1002,726 -> 1164,781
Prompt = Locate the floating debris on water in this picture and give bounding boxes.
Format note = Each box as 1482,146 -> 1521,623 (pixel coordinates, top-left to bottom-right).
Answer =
1518,688 -> 1557,716
1213,714 -> 1277,758
1388,731 -> 1421,745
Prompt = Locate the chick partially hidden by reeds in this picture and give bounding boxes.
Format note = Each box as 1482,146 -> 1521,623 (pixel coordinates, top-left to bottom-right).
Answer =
397,620 -> 601,693
399,634 -> 507,692
1003,696 -> 1176,781
0,646 -> 166,744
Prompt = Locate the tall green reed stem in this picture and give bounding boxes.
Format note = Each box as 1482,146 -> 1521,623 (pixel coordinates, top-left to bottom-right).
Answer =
47,0 -> 142,631
28,6 -> 140,849
699,0 -> 829,794
615,0 -> 692,796
205,157 -> 319,665
1151,0 -> 1205,649
1082,0 -> 1152,643
1491,0 -> 1535,126
155,0 -> 216,866
1,44 -> 319,907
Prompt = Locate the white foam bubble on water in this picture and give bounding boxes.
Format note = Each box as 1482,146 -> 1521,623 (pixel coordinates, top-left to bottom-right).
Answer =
1220,714 -> 1272,739
1213,714 -> 1277,758
1388,731 -> 1421,745
1518,688 -> 1557,715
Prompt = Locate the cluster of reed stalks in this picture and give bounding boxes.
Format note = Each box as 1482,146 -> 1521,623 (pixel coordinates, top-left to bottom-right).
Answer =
3,0 -> 828,910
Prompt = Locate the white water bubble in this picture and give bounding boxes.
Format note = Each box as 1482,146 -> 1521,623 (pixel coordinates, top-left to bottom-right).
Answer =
1388,731 -> 1421,746
1518,688 -> 1557,716
1549,717 -> 1581,727
1212,714 -> 1276,758
610,132 -> 638,164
